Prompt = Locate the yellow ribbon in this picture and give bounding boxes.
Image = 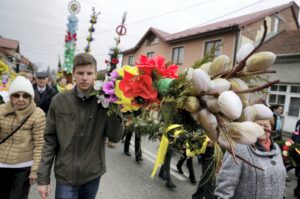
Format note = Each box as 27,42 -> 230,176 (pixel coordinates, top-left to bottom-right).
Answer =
150,124 -> 183,178
186,135 -> 210,157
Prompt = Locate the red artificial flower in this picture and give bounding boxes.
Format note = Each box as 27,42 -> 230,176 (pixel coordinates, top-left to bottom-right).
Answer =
111,58 -> 119,64
137,55 -> 178,78
282,145 -> 289,151
136,55 -> 156,75
119,71 -> 158,101
157,64 -> 179,78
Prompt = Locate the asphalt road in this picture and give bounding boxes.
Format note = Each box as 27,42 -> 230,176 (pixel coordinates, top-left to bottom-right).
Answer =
29,139 -> 298,199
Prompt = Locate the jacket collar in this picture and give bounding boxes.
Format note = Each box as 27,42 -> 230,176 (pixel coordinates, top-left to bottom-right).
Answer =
3,100 -> 36,122
250,140 -> 280,157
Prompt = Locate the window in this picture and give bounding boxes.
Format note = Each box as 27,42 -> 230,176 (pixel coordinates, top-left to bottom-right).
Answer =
270,84 -> 287,92
288,97 -> 300,117
291,86 -> 300,93
204,39 -> 222,57
172,47 -> 184,65
273,17 -> 280,33
268,94 -> 286,105
147,35 -> 160,46
147,52 -> 154,58
128,55 -> 135,66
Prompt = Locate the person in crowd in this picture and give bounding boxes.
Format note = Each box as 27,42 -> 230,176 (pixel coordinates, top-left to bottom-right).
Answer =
159,146 -> 176,189
271,104 -> 284,141
0,76 -> 46,199
124,130 -> 143,162
37,53 -> 124,199
18,69 -> 34,83
296,119 -> 300,133
292,121 -> 300,198
176,145 -> 196,184
54,76 -> 67,93
214,117 -> 286,199
33,71 -> 57,114
192,140 -> 216,199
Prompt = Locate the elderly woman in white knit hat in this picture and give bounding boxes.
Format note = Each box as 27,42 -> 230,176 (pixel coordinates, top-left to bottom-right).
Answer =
0,76 -> 46,199
214,105 -> 287,199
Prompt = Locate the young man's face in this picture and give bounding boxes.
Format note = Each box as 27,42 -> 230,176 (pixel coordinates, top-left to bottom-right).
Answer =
73,65 -> 97,93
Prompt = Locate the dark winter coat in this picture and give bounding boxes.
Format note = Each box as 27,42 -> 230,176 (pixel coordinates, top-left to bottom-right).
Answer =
37,87 -> 124,185
33,84 -> 57,114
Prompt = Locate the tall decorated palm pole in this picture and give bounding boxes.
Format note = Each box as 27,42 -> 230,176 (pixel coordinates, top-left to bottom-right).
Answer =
63,0 -> 80,83
105,12 -> 127,74
84,7 -> 101,53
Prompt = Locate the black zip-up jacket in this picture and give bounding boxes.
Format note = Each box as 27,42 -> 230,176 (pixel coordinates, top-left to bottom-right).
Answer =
37,87 -> 123,185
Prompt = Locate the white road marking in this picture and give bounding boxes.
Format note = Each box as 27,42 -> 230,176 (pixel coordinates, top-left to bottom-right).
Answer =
129,143 -> 188,181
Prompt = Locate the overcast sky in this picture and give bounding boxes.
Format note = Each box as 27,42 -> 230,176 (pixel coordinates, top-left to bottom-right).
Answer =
0,0 -> 299,71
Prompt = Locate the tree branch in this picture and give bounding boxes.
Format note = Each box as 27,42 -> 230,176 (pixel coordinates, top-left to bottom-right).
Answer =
234,80 -> 280,94
225,20 -> 268,78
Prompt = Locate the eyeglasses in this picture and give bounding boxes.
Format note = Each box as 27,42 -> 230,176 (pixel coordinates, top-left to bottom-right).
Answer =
11,93 -> 31,99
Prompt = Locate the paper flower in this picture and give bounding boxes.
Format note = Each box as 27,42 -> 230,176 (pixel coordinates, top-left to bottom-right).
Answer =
137,55 -> 178,78
102,81 -> 115,95
119,71 -> 158,101
117,65 -> 139,77
115,80 -> 140,112
94,80 -> 103,91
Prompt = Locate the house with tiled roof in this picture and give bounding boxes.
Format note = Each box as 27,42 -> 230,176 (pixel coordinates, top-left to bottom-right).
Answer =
122,1 -> 300,133
122,1 -> 299,73
0,36 -> 33,72
258,30 -> 300,132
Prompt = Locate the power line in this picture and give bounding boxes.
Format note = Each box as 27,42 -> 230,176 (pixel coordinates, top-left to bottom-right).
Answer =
196,0 -> 266,27
20,0 -> 267,59
30,0 -> 218,49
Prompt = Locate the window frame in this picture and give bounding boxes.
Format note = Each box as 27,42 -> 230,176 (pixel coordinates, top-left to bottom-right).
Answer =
171,46 -> 184,65
203,39 -> 222,57
147,52 -> 155,58
128,55 -> 135,66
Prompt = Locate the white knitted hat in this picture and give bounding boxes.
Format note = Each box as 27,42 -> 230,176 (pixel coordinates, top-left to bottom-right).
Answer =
8,76 -> 34,98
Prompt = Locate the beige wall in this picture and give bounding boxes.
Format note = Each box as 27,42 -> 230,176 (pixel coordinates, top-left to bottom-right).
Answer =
173,32 -> 236,72
123,32 -> 237,73
123,39 -> 170,66
241,7 -> 298,45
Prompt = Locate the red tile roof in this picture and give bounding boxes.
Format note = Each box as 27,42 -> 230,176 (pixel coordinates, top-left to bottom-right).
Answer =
0,36 -> 19,51
122,27 -> 170,54
258,30 -> 300,55
123,1 -> 299,54
166,1 -> 299,42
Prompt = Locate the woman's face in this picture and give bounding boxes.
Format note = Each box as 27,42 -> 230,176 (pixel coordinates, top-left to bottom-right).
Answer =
255,119 -> 272,141
11,92 -> 31,110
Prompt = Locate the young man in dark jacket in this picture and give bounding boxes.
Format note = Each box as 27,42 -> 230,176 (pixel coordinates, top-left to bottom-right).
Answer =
37,53 -> 124,199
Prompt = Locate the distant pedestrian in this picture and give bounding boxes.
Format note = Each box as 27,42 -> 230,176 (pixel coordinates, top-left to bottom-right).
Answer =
270,104 -> 284,141
33,71 -> 57,114
159,146 -> 176,189
292,121 -> 300,198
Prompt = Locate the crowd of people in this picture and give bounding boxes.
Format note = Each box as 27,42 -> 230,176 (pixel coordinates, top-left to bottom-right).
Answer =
0,52 -> 299,199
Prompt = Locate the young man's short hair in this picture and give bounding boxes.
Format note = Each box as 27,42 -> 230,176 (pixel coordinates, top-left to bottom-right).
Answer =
73,53 -> 97,71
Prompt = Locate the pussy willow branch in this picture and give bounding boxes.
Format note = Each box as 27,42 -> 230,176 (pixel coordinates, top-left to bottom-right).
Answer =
234,79 -> 280,94
225,20 -> 268,78
235,70 -> 276,78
